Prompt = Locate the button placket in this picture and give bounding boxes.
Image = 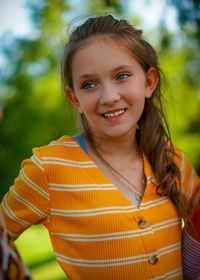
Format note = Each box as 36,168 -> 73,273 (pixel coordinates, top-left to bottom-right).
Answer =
148,253 -> 158,264
137,217 -> 159,266
138,218 -> 148,229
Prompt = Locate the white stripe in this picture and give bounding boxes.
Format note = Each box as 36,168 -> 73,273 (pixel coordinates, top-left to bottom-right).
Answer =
140,198 -> 169,210
51,205 -> 136,213
167,271 -> 182,279
33,154 -> 43,165
2,193 -> 30,227
147,178 -> 157,184
51,141 -> 77,144
42,157 -> 94,165
51,218 -> 180,242
55,243 -> 181,267
186,168 -> 195,200
152,217 -> 181,230
56,256 -> 147,267
20,169 -> 49,200
31,155 -> 44,171
49,141 -> 79,147
42,161 -> 96,168
51,227 -> 150,238
146,175 -> 156,183
7,230 -> 18,239
50,198 -> 169,217
49,183 -> 115,188
41,157 -> 96,168
151,267 -> 182,280
153,221 -> 181,232
50,208 -> 137,217
152,217 -> 180,228
159,242 -> 181,255
181,152 -> 185,184
140,196 -> 168,206
49,187 -> 117,192
53,229 -> 153,242
10,187 -> 47,218
49,143 -> 79,147
55,251 -> 148,264
48,179 -> 156,191
49,183 -> 117,192
159,242 -> 181,251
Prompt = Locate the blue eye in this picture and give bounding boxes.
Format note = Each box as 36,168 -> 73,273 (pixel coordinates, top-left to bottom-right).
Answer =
83,82 -> 95,89
117,73 -> 129,80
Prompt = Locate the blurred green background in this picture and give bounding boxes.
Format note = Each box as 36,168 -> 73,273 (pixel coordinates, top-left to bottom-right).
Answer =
0,0 -> 200,279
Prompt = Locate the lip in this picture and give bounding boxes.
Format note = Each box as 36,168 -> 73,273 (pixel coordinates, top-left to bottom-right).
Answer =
101,108 -> 127,123
100,108 -> 127,115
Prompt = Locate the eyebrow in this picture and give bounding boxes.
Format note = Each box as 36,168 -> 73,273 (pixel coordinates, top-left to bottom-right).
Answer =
76,64 -> 134,84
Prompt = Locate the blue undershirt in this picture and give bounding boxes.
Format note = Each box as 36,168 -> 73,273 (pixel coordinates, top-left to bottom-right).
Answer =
76,134 -> 88,154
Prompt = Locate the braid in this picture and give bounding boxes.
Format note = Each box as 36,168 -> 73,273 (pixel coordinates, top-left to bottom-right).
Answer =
61,14 -> 192,226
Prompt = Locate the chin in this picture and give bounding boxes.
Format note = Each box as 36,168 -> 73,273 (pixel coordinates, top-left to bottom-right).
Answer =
102,128 -> 135,139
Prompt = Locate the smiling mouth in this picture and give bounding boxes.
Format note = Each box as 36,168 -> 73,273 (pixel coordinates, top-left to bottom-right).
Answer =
102,109 -> 126,119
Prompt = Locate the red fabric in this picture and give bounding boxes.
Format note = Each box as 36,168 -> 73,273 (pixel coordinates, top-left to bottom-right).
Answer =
192,207 -> 200,241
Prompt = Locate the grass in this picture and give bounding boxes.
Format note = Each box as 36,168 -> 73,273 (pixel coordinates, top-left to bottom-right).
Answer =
15,225 -> 66,280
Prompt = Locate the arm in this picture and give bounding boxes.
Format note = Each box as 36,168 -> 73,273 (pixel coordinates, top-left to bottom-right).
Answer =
181,159 -> 200,279
0,147 -> 49,239
183,195 -> 200,279
0,208 -> 32,280
182,228 -> 200,280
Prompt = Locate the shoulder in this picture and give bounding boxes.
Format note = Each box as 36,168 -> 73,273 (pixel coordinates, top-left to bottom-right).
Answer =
31,135 -> 90,167
32,135 -> 80,159
173,144 -> 200,201
173,144 -> 196,179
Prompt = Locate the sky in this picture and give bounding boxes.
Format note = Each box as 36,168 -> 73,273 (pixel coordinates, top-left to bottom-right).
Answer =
0,0 -> 179,38
0,0 -> 179,68
0,0 -> 32,37
130,0 -> 178,32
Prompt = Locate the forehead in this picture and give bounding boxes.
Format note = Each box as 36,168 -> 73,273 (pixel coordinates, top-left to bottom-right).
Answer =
71,36 -> 139,80
74,35 -> 132,61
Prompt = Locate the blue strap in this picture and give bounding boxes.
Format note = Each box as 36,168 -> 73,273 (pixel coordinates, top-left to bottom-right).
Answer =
76,134 -> 88,154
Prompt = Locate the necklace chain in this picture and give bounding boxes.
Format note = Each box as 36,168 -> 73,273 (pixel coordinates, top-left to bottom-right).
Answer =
80,132 -> 145,203
98,155 -> 144,202
86,137 -> 145,203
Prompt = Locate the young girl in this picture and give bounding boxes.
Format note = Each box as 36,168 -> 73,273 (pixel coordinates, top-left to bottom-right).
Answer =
1,15 -> 200,280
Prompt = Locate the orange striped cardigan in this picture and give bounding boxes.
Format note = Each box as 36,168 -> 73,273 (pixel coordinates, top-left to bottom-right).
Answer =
1,136 -> 200,280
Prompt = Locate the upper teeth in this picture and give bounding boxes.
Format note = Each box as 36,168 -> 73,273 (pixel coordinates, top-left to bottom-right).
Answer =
104,109 -> 125,118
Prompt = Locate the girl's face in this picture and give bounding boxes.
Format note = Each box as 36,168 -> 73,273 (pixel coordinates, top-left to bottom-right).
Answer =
67,37 -> 158,140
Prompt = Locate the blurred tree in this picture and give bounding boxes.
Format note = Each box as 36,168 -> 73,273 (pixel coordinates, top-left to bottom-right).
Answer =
0,0 -> 199,278
0,0 -> 75,197
170,0 -> 200,39
163,0 -> 200,172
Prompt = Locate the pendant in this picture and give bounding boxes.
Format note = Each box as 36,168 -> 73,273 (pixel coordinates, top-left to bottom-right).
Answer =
135,194 -> 142,202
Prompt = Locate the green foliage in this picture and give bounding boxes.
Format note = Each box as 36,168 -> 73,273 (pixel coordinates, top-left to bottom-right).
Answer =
158,28 -> 200,172
15,225 -> 66,279
0,0 -> 200,278
0,0 -> 77,197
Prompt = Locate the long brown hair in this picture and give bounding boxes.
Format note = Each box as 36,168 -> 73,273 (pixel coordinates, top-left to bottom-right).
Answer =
61,15 -> 192,227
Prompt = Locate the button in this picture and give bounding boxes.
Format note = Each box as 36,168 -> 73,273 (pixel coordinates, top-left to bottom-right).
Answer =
138,219 -> 148,229
148,254 -> 158,264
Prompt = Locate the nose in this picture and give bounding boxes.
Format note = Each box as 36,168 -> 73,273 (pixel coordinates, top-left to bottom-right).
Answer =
99,83 -> 120,105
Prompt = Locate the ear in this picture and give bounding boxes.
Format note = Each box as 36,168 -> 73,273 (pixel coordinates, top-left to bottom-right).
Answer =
66,87 -> 83,113
145,67 -> 159,99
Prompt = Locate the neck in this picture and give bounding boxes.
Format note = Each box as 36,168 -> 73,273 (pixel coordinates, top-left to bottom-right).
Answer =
83,128 -> 141,161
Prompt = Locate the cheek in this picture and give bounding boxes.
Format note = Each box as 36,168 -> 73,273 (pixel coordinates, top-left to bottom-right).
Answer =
126,89 -> 145,104
78,94 -> 97,112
